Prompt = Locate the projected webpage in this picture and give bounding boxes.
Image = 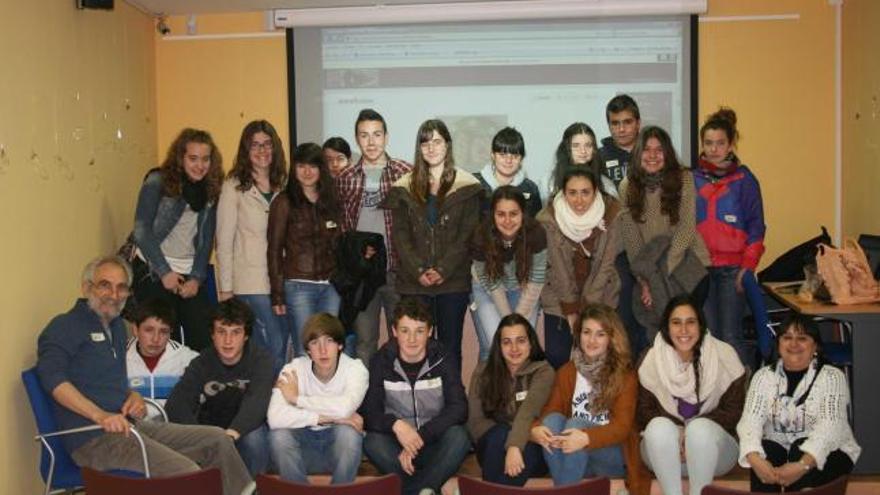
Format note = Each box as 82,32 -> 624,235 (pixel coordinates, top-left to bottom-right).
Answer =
294,18 -> 691,194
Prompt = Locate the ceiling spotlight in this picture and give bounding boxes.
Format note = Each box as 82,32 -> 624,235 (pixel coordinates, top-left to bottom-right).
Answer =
156,15 -> 170,36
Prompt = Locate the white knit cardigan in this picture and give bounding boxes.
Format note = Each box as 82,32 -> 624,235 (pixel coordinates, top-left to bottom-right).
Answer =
735,363 -> 861,470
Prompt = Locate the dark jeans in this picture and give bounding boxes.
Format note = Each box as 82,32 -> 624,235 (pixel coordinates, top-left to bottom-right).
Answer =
475,423 -> 547,486
705,266 -> 751,368
408,292 -> 469,373
236,423 -> 270,477
750,438 -> 854,492
130,257 -> 213,352
364,425 -> 471,495
616,252 -> 648,358
543,313 -> 573,370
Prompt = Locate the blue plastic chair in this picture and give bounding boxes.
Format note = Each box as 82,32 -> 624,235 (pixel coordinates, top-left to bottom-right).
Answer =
22,367 -> 150,495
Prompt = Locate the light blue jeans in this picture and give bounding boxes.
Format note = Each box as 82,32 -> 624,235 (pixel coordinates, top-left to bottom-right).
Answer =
283,280 -> 341,358
236,423 -> 270,477
470,283 -> 538,361
236,294 -> 287,374
541,413 -> 625,486
268,425 -> 362,484
640,416 -> 738,495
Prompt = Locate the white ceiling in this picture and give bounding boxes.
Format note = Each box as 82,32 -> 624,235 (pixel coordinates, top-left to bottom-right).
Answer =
124,0 -> 498,16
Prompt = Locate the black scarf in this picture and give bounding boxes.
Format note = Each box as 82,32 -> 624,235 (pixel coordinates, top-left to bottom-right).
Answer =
182,178 -> 208,212
643,171 -> 663,192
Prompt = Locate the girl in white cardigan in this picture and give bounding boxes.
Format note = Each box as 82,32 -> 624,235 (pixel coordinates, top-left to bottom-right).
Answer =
736,315 -> 860,492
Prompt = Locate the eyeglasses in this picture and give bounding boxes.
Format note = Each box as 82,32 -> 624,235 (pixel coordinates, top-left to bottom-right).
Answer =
250,141 -> 273,151
91,280 -> 131,297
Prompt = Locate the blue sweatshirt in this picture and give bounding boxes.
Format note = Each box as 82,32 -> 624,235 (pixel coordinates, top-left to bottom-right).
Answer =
37,299 -> 129,453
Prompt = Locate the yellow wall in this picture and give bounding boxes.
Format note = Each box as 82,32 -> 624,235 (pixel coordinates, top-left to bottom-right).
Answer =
0,2 -> 156,492
842,0 -> 880,238
155,12 -> 289,170
700,0 -> 836,264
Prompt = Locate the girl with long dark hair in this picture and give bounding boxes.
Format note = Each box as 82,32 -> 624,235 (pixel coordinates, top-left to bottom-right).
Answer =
549,122 -> 617,198
537,167 -> 621,368
267,142 -> 341,357
637,294 -> 746,495
468,314 -> 554,486
470,186 -> 547,361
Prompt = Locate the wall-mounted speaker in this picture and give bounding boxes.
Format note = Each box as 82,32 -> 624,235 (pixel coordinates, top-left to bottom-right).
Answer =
76,0 -> 114,10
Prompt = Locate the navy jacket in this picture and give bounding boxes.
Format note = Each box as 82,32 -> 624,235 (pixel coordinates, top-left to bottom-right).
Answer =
37,300 -> 129,453
361,339 -> 467,444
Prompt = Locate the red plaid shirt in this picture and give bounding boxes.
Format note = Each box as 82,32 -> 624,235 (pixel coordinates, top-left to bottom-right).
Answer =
335,154 -> 412,269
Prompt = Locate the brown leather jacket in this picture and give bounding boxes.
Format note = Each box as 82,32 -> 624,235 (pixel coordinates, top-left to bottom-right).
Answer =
266,194 -> 341,305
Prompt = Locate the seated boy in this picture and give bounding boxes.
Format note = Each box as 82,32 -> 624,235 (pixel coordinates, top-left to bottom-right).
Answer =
361,297 -> 470,495
126,298 -> 198,417
267,313 -> 369,484
165,298 -> 274,476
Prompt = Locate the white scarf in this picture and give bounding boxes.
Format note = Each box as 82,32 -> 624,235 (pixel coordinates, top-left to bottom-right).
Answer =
479,162 -> 526,190
552,191 -> 606,243
638,332 -> 744,421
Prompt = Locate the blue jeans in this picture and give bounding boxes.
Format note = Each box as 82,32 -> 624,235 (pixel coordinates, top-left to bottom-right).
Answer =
741,270 -> 772,361
470,283 -> 538,362
363,425 -> 471,495
268,425 -> 362,484
408,292 -> 469,373
616,252 -> 648,358
237,294 -> 287,375
705,266 -> 750,368
543,314 -> 573,369
542,413 -> 625,486
236,423 -> 270,477
475,423 -> 547,486
283,280 -> 341,358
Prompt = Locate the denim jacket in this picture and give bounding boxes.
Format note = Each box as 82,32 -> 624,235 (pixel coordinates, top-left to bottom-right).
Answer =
133,170 -> 217,282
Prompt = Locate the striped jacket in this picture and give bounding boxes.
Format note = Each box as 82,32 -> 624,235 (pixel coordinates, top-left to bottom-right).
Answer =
361,339 -> 467,444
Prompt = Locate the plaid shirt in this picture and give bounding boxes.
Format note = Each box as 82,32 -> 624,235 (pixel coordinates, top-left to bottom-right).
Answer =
335,154 -> 412,269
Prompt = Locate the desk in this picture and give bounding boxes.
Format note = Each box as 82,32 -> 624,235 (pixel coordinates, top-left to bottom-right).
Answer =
764,282 -> 880,473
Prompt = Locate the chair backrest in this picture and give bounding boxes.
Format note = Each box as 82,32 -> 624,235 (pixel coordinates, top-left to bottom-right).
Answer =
458,476 -> 611,495
700,476 -> 848,495
256,474 -> 401,495
82,467 -> 222,495
21,367 -> 83,489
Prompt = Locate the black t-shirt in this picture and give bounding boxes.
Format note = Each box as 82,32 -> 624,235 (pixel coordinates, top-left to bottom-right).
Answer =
400,357 -> 426,385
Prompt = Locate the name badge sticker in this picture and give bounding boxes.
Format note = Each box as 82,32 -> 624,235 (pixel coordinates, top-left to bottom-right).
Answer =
515,391 -> 528,402
724,214 -> 738,223
90,332 -> 106,342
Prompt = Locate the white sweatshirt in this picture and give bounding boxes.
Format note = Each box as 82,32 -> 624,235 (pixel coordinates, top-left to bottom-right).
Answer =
267,353 -> 369,430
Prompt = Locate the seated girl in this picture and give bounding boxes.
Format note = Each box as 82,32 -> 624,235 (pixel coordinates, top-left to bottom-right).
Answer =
531,304 -> 648,495
467,313 -> 554,486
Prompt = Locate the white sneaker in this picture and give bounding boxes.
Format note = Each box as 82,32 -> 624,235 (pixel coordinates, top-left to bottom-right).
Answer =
418,489 -> 436,495
616,488 -> 630,495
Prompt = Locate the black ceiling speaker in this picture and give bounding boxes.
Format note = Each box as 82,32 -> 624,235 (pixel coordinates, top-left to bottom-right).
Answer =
76,0 -> 114,9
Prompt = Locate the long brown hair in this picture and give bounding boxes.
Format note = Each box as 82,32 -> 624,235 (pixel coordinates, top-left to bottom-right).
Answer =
228,120 -> 288,192
479,186 -> 535,284
575,304 -> 632,413
551,122 -> 606,195
159,128 -> 224,202
410,119 -> 456,205
624,126 -> 683,224
479,314 -> 546,418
